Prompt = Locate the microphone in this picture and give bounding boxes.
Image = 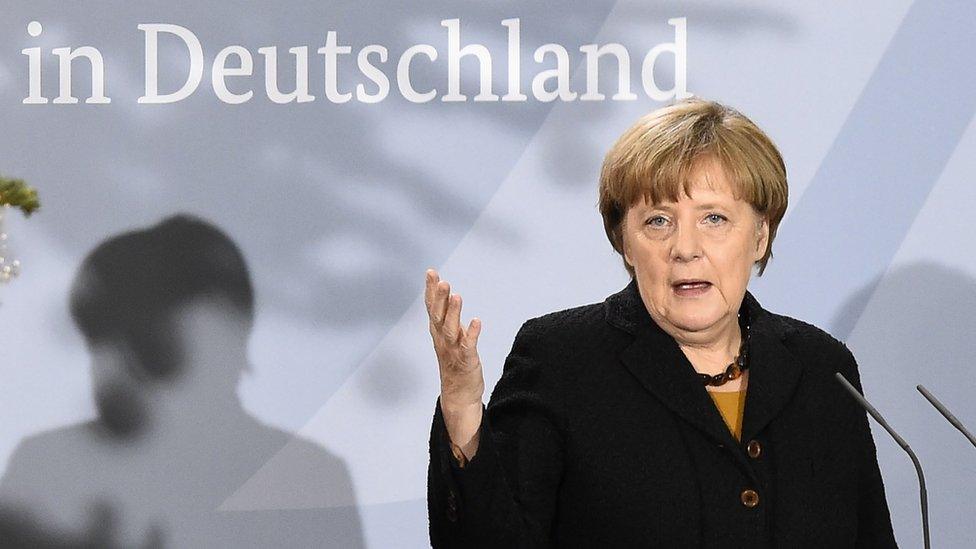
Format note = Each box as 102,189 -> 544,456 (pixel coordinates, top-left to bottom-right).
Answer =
834,372 -> 929,549
917,384 -> 976,449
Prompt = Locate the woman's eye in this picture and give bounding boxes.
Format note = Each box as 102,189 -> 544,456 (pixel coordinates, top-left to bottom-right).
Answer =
705,213 -> 727,224
646,216 -> 668,227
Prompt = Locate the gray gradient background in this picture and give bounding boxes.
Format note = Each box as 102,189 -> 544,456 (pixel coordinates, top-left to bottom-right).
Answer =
0,0 -> 972,547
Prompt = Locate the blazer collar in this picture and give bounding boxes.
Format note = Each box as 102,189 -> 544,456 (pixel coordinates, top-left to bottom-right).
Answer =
604,278 -> 802,445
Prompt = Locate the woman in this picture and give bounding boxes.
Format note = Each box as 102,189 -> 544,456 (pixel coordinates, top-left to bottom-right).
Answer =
425,98 -> 897,547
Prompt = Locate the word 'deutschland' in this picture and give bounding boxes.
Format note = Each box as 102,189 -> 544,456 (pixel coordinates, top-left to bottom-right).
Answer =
21,18 -> 690,105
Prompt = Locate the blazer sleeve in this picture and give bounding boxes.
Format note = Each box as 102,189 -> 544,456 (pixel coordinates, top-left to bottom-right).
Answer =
427,318 -> 565,548
838,346 -> 899,548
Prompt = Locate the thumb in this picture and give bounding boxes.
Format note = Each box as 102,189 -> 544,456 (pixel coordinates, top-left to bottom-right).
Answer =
462,318 -> 482,357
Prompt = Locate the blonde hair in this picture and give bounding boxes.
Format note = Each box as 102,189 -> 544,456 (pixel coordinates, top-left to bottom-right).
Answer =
598,97 -> 788,277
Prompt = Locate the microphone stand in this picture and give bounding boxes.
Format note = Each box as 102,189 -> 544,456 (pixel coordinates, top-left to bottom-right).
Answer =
835,372 -> 929,549
917,384 -> 976,449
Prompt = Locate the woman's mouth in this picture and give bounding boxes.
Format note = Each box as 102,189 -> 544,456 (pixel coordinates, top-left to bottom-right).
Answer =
672,280 -> 712,297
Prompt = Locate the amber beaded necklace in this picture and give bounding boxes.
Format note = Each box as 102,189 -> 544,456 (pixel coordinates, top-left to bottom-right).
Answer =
698,310 -> 751,387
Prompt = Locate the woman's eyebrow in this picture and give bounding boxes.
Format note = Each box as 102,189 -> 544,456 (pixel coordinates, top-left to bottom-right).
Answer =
647,202 -> 730,212
694,202 -> 729,210
647,203 -> 675,211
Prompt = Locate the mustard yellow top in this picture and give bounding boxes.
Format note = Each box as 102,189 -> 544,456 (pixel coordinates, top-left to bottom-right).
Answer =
707,389 -> 747,441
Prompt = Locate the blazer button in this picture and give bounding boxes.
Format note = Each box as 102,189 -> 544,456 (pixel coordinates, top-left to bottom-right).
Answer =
740,489 -> 760,508
746,439 -> 762,459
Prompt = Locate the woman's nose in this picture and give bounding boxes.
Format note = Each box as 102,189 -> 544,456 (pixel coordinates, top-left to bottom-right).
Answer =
670,222 -> 702,262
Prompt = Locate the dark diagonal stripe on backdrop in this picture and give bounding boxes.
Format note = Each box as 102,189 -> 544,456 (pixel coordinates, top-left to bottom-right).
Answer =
752,0 -> 976,340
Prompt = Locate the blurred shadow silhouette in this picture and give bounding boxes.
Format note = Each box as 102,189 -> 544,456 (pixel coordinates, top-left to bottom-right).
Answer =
0,501 -> 164,548
0,214 -> 364,547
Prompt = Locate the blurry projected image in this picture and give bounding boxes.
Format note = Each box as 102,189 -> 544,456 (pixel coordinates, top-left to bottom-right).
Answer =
0,215 -> 364,547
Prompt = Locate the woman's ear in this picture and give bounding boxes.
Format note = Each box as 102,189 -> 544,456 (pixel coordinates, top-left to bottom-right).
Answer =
622,239 -> 632,268
619,220 -> 633,267
754,216 -> 769,262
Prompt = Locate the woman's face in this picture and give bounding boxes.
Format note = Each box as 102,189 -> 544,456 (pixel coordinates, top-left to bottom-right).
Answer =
621,157 -> 769,345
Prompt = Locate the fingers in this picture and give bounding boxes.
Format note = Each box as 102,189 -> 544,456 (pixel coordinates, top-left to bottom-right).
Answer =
444,293 -> 463,342
424,269 -> 451,325
424,269 -> 437,309
424,268 -> 480,350
424,269 -> 438,320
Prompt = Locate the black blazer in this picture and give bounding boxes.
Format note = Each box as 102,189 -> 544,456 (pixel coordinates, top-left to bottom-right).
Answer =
427,278 -> 898,548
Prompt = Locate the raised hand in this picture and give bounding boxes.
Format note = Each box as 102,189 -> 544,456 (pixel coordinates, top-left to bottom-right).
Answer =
424,268 -> 484,459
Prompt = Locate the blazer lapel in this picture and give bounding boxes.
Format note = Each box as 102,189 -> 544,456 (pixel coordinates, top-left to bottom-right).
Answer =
606,278 -> 737,447
604,278 -> 802,447
738,292 -> 803,442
